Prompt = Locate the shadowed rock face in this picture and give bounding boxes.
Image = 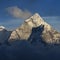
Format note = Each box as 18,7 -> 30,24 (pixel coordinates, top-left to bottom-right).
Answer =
8,13 -> 60,44
28,25 -> 44,43
0,28 -> 12,44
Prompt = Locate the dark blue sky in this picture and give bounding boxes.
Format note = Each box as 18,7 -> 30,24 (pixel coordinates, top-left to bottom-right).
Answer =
0,0 -> 60,31
0,0 -> 60,17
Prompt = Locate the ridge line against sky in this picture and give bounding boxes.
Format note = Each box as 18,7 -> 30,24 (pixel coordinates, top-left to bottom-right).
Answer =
0,0 -> 60,31
0,16 -> 60,32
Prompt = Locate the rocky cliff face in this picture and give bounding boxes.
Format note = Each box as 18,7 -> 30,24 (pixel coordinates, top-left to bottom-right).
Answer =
9,13 -> 60,44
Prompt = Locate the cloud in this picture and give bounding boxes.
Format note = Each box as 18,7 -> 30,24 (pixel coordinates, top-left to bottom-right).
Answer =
6,6 -> 32,19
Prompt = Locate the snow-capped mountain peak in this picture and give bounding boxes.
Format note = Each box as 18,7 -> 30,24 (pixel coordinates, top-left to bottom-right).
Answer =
0,26 -> 5,31
0,26 -> 5,29
9,13 -> 60,44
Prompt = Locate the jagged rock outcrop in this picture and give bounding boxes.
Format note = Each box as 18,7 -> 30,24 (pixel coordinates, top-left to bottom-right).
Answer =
9,13 -> 60,44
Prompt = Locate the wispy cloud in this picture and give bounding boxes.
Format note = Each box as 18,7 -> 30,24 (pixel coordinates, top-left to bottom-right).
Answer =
6,6 -> 32,19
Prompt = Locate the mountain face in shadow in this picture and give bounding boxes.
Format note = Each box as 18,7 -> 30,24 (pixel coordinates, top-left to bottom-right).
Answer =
28,24 -> 44,44
0,27 -> 12,44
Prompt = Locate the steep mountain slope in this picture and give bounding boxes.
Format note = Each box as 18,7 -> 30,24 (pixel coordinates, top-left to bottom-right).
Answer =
0,26 -> 11,43
9,13 -> 60,44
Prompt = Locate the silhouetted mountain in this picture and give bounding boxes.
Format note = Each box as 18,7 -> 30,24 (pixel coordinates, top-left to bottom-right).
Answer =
0,26 -> 12,44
